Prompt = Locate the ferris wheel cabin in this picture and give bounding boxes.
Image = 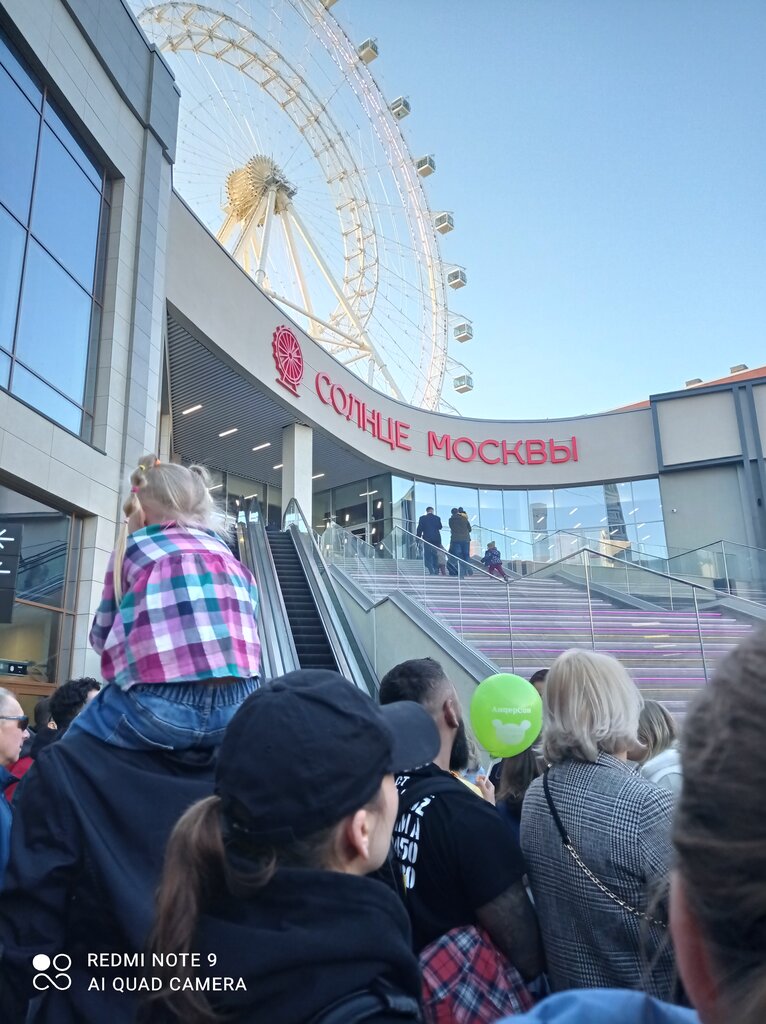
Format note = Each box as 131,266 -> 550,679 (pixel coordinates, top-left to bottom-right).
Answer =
357,38 -> 378,63
434,212 -> 454,234
415,155 -> 436,177
454,322 -> 473,342
390,96 -> 411,119
453,374 -> 474,394
447,269 -> 467,289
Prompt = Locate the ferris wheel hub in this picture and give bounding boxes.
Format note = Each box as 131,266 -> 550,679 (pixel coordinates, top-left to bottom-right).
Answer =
225,155 -> 296,224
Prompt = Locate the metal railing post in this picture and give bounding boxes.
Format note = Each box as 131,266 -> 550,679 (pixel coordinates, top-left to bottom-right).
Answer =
506,578 -> 515,673
585,556 -> 596,651
721,541 -> 731,594
693,588 -> 709,683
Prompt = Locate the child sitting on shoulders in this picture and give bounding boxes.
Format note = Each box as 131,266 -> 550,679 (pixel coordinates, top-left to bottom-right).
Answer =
70,455 -> 260,752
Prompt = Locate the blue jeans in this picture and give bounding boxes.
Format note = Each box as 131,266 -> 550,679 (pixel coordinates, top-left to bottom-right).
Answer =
65,678 -> 259,752
449,540 -> 471,577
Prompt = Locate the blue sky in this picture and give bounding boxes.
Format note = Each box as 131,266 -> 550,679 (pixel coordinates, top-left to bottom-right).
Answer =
348,0 -> 766,419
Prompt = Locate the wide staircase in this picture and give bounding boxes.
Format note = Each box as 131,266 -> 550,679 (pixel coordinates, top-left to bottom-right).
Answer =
329,551 -> 754,715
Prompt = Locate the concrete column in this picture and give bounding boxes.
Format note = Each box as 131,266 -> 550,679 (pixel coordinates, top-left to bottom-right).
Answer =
281,423 -> 313,522
158,412 -> 172,463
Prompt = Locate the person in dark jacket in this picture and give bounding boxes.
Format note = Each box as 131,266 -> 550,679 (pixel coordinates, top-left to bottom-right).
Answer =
416,507 -> 442,576
447,508 -> 472,578
141,670 -> 439,1024
0,726 -> 216,1024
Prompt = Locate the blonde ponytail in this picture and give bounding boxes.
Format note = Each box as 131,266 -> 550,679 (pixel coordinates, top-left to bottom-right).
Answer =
112,455 -> 219,603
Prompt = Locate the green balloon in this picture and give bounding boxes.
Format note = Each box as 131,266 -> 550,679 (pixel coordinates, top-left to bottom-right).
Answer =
470,673 -> 543,757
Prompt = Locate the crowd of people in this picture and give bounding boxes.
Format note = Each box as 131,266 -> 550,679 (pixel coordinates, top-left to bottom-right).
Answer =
0,458 -> 764,1023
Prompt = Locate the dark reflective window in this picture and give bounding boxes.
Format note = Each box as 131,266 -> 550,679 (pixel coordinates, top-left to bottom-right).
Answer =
0,66 -> 39,222
32,125 -> 101,289
0,205 -> 25,352
15,241 -> 91,403
0,25 -> 107,439
0,483 -> 77,689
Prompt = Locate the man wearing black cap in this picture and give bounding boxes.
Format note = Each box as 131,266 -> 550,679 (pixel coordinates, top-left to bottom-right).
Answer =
380,658 -> 543,983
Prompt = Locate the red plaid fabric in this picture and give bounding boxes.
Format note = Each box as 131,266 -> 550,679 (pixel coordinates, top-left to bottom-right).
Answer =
419,925 -> 535,1023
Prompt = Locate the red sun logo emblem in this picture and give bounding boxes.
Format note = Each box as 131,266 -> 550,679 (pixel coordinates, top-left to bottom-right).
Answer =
272,325 -> 304,397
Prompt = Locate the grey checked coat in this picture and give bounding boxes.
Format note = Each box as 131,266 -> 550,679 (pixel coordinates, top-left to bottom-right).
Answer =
521,752 -> 676,999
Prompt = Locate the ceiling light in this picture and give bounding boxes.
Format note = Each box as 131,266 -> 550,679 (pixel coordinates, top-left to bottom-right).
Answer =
359,490 -> 378,497
208,484 -> 223,491
244,493 -> 260,499
376,501 -> 382,509
600,516 -> 608,523
568,507 -> 578,515
628,507 -> 639,515
182,404 -> 202,415
273,464 -> 283,470
610,528 -> 619,535
219,428 -> 238,437
345,514 -> 350,522
642,535 -> 651,541
637,523 -> 645,529
252,442 -> 270,452
312,473 -> 325,479
573,523 -> 582,529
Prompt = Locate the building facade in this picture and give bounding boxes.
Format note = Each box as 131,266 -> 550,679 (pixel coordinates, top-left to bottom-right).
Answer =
1,0 -> 765,705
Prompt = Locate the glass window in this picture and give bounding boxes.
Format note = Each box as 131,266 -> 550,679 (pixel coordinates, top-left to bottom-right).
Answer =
0,26 -> 107,439
502,490 -> 529,532
392,476 -> 416,533
478,489 -> 504,534
0,204 -> 25,352
15,240 -> 92,403
435,485 -> 479,529
630,478 -> 663,524
0,32 -> 42,107
313,489 -> 332,532
11,365 -> 82,435
32,125 -> 101,290
413,480 -> 436,519
0,66 -> 39,222
266,486 -> 282,530
0,483 -> 75,686
553,485 -> 607,530
44,101 -> 102,188
367,474 -> 392,543
334,480 -> 369,533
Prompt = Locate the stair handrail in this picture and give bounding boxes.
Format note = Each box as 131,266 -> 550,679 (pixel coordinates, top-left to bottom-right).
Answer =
238,498 -> 299,679
283,499 -> 379,695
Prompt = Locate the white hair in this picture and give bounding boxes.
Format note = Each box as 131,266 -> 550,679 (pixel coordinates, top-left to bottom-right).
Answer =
542,649 -> 643,763
0,686 -> 17,714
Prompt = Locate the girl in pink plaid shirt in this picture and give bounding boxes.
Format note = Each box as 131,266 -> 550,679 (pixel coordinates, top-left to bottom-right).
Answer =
69,455 -> 261,752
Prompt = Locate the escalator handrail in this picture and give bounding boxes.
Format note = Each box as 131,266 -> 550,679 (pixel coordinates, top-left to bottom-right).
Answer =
283,501 -> 378,696
238,500 -> 299,679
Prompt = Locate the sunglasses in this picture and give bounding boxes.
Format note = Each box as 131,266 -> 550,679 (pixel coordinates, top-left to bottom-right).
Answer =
0,715 -> 29,731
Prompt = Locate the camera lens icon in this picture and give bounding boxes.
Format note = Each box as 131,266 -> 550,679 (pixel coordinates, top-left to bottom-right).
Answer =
33,952 -> 72,991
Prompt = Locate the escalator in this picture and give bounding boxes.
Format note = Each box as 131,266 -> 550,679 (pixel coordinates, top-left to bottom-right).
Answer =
235,499 -> 376,692
266,531 -> 338,671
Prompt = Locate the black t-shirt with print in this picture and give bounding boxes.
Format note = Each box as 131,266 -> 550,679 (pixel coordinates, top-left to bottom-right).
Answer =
391,763 -> 526,952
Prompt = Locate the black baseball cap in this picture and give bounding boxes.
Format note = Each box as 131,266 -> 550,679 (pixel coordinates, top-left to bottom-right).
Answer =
215,670 -> 439,843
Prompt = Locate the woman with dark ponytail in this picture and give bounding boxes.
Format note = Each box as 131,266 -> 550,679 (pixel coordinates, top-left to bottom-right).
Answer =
143,670 -> 439,1024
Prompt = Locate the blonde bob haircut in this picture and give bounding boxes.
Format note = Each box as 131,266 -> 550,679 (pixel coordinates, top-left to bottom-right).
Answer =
542,648 -> 643,764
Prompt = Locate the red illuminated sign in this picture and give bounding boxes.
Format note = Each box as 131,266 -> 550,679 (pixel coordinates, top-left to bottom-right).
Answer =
272,325 -> 304,396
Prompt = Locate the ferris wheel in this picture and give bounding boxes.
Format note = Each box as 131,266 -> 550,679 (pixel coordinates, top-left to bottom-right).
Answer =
134,0 -> 472,409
